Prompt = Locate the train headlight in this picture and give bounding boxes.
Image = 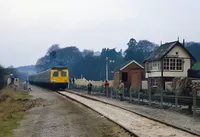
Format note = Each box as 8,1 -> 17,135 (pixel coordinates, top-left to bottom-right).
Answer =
51,80 -> 56,83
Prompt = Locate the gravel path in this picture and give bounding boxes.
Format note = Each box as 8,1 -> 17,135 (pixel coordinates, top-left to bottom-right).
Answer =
69,90 -> 200,135
60,91 -> 198,137
14,86 -> 133,137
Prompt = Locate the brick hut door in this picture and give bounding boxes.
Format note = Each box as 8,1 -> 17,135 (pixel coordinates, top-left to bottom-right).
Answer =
131,72 -> 141,88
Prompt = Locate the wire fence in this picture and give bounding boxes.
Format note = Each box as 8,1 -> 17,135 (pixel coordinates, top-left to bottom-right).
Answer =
69,84 -> 200,117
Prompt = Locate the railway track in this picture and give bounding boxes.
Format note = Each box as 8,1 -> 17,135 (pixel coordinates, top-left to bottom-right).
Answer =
57,90 -> 200,137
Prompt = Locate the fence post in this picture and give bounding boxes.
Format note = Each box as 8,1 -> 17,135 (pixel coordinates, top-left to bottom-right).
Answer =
106,87 -> 108,98
115,88 -> 118,99
138,88 -> 140,103
93,86 -> 95,94
175,89 -> 178,109
160,89 -> 164,109
123,87 -> 125,100
148,79 -> 152,105
129,87 -> 132,102
193,86 -> 197,118
111,87 -> 113,98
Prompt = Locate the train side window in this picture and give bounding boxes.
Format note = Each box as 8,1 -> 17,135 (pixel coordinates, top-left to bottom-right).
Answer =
53,72 -> 58,77
61,71 -> 67,77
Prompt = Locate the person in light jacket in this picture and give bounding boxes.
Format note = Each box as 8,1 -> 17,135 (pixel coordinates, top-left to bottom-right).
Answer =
118,81 -> 124,101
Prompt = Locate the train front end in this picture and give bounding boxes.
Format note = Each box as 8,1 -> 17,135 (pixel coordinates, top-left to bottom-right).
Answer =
50,67 -> 69,90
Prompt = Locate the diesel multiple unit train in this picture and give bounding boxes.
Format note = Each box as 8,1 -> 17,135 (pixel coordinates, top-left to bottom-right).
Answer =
29,67 -> 69,90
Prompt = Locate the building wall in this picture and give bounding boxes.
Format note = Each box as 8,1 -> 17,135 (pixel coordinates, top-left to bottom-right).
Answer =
163,59 -> 190,77
113,72 -> 119,87
142,80 -> 148,90
166,45 -> 191,77
131,69 -> 145,88
146,71 -> 161,78
167,45 -> 190,58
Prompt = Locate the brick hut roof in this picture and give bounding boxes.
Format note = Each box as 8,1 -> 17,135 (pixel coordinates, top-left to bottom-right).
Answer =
115,60 -> 144,72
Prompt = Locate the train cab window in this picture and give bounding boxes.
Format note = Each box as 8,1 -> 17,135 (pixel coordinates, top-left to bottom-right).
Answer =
53,72 -> 58,77
61,71 -> 67,77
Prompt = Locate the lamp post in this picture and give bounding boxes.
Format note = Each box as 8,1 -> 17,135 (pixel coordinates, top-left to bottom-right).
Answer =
106,57 -> 108,81
105,57 -> 115,81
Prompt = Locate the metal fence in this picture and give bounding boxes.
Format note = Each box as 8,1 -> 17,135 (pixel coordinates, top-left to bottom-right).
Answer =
68,84 -> 200,117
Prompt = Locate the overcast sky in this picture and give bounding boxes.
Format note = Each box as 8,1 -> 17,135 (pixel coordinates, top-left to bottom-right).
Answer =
0,0 -> 200,67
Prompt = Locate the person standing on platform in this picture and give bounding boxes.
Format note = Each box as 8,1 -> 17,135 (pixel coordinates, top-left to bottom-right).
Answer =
9,74 -> 14,87
87,82 -> 92,94
118,80 -> 124,101
104,80 -> 109,97
72,78 -> 75,84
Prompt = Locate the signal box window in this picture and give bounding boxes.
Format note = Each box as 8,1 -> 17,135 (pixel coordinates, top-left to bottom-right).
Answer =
53,72 -> 58,77
61,71 -> 67,77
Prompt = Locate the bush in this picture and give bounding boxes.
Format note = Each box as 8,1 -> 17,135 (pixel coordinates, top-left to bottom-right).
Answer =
0,66 -> 5,90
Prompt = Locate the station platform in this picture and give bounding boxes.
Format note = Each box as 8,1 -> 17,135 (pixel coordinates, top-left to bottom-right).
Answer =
66,90 -> 200,135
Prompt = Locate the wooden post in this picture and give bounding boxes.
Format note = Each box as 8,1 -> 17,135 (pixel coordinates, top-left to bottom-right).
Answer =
116,88 -> 118,99
129,87 -> 132,102
111,87 -> 113,99
106,87 -> 108,97
175,89 -> 178,109
114,88 -> 116,99
148,78 -> 151,105
193,87 -> 197,118
138,88 -> 140,103
123,87 -> 125,99
160,89 -> 164,109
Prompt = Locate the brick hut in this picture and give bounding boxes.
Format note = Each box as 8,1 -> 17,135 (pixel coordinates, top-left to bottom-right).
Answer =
113,60 -> 145,89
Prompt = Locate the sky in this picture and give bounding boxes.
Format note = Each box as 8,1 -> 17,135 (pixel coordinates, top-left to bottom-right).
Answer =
0,0 -> 200,67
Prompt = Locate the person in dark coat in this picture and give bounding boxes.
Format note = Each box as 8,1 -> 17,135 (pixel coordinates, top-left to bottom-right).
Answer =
87,82 -> 92,94
9,74 -> 14,86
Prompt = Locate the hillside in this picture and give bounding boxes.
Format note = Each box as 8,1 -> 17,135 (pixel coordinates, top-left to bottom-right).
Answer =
185,42 -> 200,61
17,65 -> 36,75
193,62 -> 200,69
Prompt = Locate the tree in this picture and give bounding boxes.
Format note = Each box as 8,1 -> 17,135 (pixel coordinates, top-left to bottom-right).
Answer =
35,56 -> 50,72
127,38 -> 137,48
136,40 -> 158,63
46,44 -> 60,55
124,38 -> 137,61
82,49 -> 94,57
100,48 -> 124,80
185,42 -> 200,62
0,66 -> 5,89
124,38 -> 158,65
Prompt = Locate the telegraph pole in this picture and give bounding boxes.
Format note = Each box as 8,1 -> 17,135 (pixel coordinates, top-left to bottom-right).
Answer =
106,57 -> 108,81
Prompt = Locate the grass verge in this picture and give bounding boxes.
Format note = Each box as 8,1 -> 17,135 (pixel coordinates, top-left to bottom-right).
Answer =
193,62 -> 200,69
0,87 -> 34,137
